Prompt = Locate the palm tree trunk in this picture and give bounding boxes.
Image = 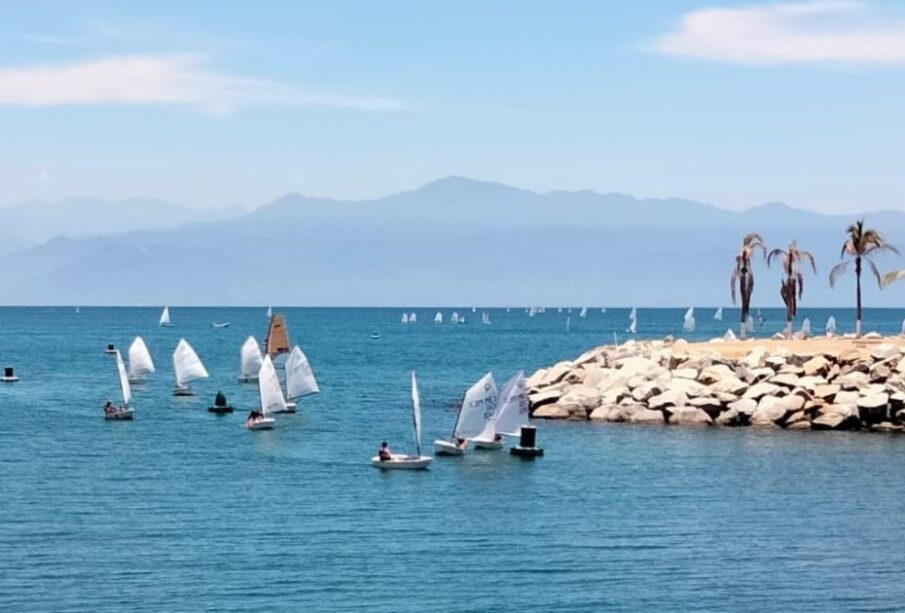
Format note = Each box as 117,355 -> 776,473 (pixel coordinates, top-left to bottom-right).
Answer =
856,257 -> 863,337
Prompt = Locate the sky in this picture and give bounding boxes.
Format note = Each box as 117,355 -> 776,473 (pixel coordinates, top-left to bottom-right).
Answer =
1,0 -> 905,213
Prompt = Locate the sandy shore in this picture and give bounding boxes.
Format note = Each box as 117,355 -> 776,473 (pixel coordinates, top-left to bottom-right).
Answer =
685,335 -> 905,360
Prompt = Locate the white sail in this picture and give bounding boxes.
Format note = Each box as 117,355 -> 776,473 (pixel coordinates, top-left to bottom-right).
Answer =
481,311 -> 491,325
266,306 -> 272,318
285,345 -> 319,399
558,307 -> 562,313
239,336 -> 264,379
714,307 -> 723,321
566,316 -> 571,332
746,314 -> 755,330
258,355 -> 287,416
901,318 -> 905,335
683,307 -> 695,333
159,306 -> 171,326
115,350 -> 132,407
528,306 -> 536,318
434,311 -> 443,324
579,307 -> 588,319
75,306 -> 80,313
411,371 -> 423,455
493,372 -> 528,437
172,339 -> 209,387
724,328 -> 737,341
472,306 -> 477,313
628,307 -> 637,334
127,336 -> 155,378
401,313 -> 409,324
451,311 -> 460,324
825,316 -> 837,336
409,312 -> 417,323
601,307 -> 606,313
454,372 -> 499,441
801,317 -> 811,336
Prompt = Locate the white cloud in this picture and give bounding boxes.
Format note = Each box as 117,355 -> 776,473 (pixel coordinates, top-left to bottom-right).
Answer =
0,54 -> 404,114
656,1 -> 905,66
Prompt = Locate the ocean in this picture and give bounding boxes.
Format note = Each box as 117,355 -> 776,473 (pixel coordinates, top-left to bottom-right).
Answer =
2,306 -> 905,612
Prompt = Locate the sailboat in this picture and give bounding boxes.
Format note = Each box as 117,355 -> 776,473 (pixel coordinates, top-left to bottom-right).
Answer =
409,312 -> 417,323
565,316 -> 571,332
627,307 -> 637,334
682,307 -> 695,333
472,306 -> 477,313
434,372 -> 498,456
172,339 -> 209,396
280,345 -> 319,412
159,306 -> 173,328
579,307 -> 588,319
475,371 -> 528,449
528,306 -> 536,318
372,371 -> 432,469
246,355 -> 280,430
127,336 -> 155,384
265,314 -> 291,358
211,322 -> 231,329
825,316 -> 837,337
434,311 -> 443,324
481,311 -> 491,325
75,306 -> 80,314
401,313 -> 409,324
800,317 -> 811,337
450,312 -> 460,324
238,336 -> 264,382
104,350 -> 135,420
266,306 -> 273,318
714,307 -> 723,321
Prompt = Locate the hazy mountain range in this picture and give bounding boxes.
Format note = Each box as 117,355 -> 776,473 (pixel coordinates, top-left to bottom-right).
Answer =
2,176 -> 905,307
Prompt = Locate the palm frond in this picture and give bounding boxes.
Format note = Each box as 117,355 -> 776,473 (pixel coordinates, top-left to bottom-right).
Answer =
766,248 -> 785,268
730,266 -> 739,304
829,261 -> 849,288
799,250 -> 817,273
882,268 -> 905,288
866,257 -> 883,289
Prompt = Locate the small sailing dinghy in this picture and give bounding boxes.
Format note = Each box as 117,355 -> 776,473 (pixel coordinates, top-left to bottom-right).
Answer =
683,307 -> 695,333
104,350 -> 135,420
401,313 -> 409,324
238,336 -> 264,382
475,371 -> 529,450
172,339 -> 209,396
434,311 -> 443,324
450,312 -> 460,324
565,316 -> 571,332
714,307 -> 723,321
579,307 -> 588,319
246,355 -> 280,430
434,372 -> 498,456
266,306 -> 273,318
127,336 -> 155,384
409,312 -> 417,323
372,371 -> 432,470
159,306 -> 173,327
627,307 -> 637,334
481,311 -> 491,325
265,314 -> 291,358
371,331 -> 381,340
279,345 -> 319,413
825,316 -> 837,337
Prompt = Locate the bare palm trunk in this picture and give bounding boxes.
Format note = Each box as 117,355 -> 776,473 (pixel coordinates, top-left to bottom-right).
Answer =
855,257 -> 863,337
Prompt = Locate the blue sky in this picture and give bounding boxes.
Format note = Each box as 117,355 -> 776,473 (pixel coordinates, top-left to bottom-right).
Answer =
1,0 -> 904,212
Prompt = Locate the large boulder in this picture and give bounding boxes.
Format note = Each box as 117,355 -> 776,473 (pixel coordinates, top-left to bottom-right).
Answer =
649,389 -> 687,410
531,404 -> 571,419
743,382 -> 782,401
802,355 -> 831,376
834,390 -> 860,405
716,407 -> 742,426
689,396 -> 724,419
741,346 -> 769,369
673,367 -> 698,380
770,373 -> 800,389
558,385 -> 601,411
529,387 -> 565,409
872,344 -> 901,361
751,396 -> 789,426
812,410 -> 860,430
728,397 -> 757,418
709,376 -> 747,396
699,364 -> 734,384
857,393 -> 889,424
668,378 -> 708,398
667,407 -> 713,426
813,384 -> 840,402
629,408 -> 666,424
615,356 -> 664,380
836,371 -> 870,391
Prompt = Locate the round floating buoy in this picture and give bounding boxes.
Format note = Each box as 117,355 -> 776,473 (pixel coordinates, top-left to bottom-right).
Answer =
510,425 -> 544,458
105,343 -> 116,354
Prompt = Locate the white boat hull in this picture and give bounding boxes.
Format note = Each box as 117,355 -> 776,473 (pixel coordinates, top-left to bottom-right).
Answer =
246,417 -> 276,430
238,375 -> 259,383
173,386 -> 194,397
434,439 -> 466,456
0,376 -> 19,383
104,349 -> 116,354
371,455 -> 432,470
160,323 -> 174,328
473,439 -> 503,450
104,408 -> 134,420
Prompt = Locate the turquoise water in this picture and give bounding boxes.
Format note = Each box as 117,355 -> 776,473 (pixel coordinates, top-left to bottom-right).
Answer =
2,307 -> 905,612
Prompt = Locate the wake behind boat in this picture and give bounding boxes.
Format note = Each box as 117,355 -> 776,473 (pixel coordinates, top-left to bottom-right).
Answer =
372,371 -> 432,470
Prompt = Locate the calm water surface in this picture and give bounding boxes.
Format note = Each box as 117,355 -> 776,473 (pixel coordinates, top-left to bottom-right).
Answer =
2,307 -> 905,612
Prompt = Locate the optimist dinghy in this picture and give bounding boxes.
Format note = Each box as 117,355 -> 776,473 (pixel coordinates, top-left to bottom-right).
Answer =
474,371 -> 529,450
434,372 -> 498,456
246,355 -> 281,430
127,336 -> 155,384
238,336 -> 264,382
371,371 -> 432,469
104,350 -> 135,420
172,339 -> 209,396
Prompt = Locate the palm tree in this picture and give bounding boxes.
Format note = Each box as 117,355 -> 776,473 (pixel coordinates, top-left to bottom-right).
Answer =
730,233 -> 766,339
767,242 -> 816,338
829,219 -> 898,337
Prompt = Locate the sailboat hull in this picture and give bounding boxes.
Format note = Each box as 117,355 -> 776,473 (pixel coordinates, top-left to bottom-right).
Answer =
246,417 -> 275,430
160,323 -> 174,328
434,439 -> 466,456
104,408 -> 134,420
371,455 -> 432,470
473,440 -> 503,450
173,386 -> 194,397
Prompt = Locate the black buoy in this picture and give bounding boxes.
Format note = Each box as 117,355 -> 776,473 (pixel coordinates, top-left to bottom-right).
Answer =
1,366 -> 18,382
208,390 -> 234,414
105,343 -> 116,354
510,425 -> 544,458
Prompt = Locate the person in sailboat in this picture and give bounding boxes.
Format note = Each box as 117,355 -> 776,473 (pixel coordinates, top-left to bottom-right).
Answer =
246,409 -> 263,424
104,399 -> 116,415
455,437 -> 467,450
378,441 -> 392,462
